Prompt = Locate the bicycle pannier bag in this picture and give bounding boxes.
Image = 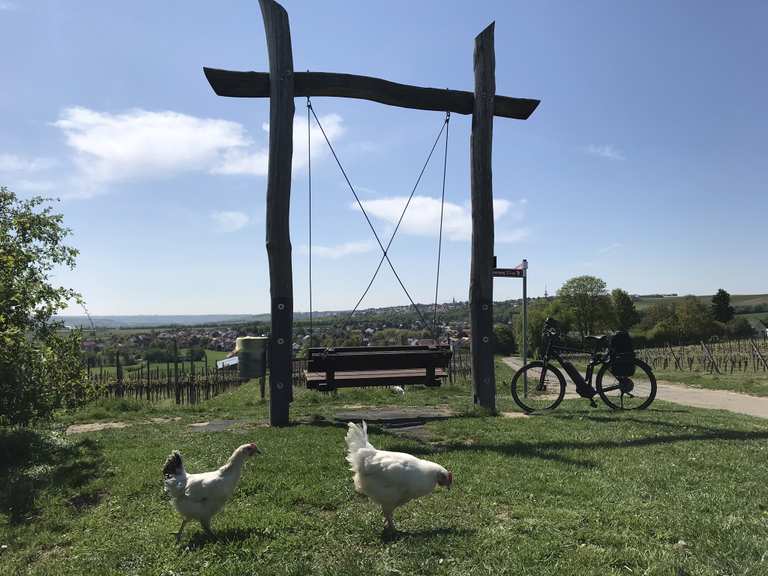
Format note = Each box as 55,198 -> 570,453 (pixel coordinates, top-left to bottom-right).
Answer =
609,330 -> 636,377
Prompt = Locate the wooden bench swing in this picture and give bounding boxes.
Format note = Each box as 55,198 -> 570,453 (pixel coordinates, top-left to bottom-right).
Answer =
300,100 -> 454,391
305,345 -> 452,392
204,0 -> 539,424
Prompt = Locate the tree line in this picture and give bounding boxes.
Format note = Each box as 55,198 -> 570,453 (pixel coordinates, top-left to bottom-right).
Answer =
508,276 -> 760,357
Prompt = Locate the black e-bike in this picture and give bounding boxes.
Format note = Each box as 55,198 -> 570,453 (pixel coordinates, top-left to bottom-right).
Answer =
510,318 -> 657,413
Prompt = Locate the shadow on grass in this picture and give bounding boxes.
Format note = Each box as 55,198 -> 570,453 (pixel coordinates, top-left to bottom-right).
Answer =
380,526 -> 476,543
381,414 -> 768,469
0,428 -> 107,525
183,526 -> 267,549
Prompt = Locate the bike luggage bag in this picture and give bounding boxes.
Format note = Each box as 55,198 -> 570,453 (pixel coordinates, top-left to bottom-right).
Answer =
609,330 -> 636,377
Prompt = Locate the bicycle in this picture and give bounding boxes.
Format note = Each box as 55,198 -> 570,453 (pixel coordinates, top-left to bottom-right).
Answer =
510,318 -> 657,412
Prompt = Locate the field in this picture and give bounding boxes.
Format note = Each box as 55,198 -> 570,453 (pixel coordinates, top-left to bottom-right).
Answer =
636,338 -> 768,396
3,364 -> 768,576
87,350 -> 230,379
634,293 -> 768,311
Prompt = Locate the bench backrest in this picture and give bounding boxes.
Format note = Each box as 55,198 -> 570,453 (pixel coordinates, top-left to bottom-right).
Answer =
308,346 -> 451,373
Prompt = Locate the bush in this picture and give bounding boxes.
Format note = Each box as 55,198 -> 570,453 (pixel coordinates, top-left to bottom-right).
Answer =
725,318 -> 755,339
493,324 -> 516,355
0,187 -> 93,425
144,346 -> 174,363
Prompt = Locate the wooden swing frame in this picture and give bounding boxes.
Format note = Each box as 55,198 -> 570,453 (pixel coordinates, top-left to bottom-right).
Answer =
204,0 -> 540,425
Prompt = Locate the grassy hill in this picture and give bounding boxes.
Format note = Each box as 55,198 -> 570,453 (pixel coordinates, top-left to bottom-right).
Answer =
635,293 -> 768,311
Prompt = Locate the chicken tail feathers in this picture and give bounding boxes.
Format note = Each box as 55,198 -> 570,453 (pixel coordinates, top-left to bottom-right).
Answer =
345,420 -> 373,469
162,450 -> 184,478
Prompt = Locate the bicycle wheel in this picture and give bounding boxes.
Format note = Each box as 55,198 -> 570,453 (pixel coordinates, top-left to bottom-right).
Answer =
510,361 -> 566,412
596,358 -> 657,410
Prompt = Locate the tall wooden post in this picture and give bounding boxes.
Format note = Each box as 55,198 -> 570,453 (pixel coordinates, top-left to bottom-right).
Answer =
206,0 -> 539,424
260,0 -> 294,426
469,23 -> 496,412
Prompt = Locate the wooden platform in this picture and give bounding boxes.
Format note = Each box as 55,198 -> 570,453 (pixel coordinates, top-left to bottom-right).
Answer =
305,367 -> 447,390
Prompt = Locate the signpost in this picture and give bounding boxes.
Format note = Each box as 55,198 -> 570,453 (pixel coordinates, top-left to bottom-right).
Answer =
493,258 -> 528,379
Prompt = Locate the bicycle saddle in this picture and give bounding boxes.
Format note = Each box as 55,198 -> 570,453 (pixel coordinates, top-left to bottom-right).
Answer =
585,334 -> 607,346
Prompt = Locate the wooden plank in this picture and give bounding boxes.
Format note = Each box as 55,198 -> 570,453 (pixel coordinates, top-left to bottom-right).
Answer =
203,68 -> 539,120
260,0 -> 294,426
305,368 -> 447,389
309,351 -> 451,372
308,344 -> 446,354
305,368 -> 448,381
469,23 -> 497,412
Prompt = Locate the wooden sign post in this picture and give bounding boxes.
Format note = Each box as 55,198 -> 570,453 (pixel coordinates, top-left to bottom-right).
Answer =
204,0 -> 539,425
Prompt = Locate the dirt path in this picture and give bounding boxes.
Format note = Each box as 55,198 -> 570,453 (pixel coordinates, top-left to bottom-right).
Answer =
502,356 -> 768,419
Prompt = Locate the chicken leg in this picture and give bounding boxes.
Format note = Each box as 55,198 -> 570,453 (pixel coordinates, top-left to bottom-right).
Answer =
383,510 -> 396,532
201,518 -> 214,537
175,519 -> 188,542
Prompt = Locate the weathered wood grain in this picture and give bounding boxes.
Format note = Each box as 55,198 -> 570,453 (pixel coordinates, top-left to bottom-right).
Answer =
469,22 -> 497,412
259,0 -> 294,426
203,68 -> 539,120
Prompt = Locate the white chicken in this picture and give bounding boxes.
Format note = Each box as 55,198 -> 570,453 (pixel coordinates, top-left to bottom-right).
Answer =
162,443 -> 261,541
345,421 -> 452,532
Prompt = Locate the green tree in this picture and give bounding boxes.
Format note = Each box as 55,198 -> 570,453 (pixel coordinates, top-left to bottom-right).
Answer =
493,323 -> 516,355
676,295 -> 718,342
515,298 -> 573,358
725,317 -> 754,339
611,288 -> 640,330
711,289 -> 735,322
0,187 -> 92,425
557,276 -> 614,341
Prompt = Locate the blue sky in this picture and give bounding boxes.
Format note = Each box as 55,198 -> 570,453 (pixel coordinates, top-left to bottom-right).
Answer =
1,0 -> 766,315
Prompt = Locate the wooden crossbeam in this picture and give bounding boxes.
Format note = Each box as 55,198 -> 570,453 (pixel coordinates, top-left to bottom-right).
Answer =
204,68 -> 539,120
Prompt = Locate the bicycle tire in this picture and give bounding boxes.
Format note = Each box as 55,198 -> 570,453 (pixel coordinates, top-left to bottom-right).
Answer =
596,358 -> 657,410
510,361 -> 566,412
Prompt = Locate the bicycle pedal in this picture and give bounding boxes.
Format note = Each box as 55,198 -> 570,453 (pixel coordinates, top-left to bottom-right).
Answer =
589,399 -> 598,408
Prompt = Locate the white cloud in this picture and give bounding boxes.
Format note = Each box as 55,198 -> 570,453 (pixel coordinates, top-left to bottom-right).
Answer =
584,144 -> 625,160
212,148 -> 269,176
52,107 -> 344,195
54,107 -> 248,187
355,195 -> 526,242
0,153 -> 57,172
14,179 -> 56,193
210,210 -> 250,232
297,241 -> 373,259
214,113 -> 344,176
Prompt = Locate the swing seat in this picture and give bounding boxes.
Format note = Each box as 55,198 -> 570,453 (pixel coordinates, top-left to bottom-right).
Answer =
304,345 -> 451,391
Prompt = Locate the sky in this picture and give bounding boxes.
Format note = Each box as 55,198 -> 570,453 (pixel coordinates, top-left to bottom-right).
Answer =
1,0 -> 766,315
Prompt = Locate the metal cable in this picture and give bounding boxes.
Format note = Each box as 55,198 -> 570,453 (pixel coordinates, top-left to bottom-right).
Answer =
349,114 -> 449,319
308,103 -> 429,328
432,112 -> 451,339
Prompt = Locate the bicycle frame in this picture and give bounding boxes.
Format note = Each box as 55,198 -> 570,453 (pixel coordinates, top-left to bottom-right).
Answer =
539,335 -> 603,399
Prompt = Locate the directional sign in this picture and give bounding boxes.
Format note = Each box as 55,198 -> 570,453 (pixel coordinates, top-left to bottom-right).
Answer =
493,268 -> 525,278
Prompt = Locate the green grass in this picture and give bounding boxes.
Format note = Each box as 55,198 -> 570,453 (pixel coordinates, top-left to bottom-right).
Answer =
89,349 -> 229,378
3,377 -> 768,575
634,293 -> 768,311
